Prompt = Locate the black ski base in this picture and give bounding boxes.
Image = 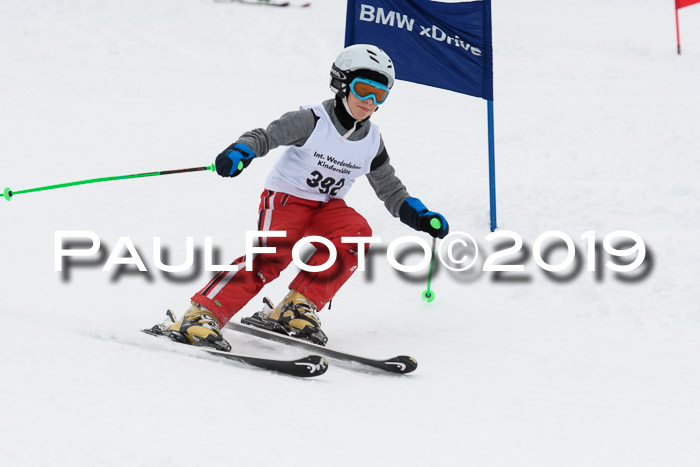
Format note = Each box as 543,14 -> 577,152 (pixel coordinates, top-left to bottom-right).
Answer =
228,320 -> 418,374
142,323 -> 327,378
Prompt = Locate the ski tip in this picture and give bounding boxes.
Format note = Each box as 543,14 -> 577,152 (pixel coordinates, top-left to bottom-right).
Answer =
296,355 -> 329,377
383,356 -> 418,374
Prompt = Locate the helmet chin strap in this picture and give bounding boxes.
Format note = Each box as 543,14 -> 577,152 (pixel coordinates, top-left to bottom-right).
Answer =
340,96 -> 360,141
341,95 -> 358,119
338,94 -> 377,141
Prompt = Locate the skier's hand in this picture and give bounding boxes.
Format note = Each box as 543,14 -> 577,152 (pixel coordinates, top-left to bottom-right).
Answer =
419,211 -> 449,239
216,143 -> 255,177
399,197 -> 450,239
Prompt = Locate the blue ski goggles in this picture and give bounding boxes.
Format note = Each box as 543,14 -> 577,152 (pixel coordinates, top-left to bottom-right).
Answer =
349,77 -> 390,105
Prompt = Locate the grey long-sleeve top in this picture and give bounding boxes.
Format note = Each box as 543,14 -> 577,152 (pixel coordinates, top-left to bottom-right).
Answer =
229,98 -> 410,217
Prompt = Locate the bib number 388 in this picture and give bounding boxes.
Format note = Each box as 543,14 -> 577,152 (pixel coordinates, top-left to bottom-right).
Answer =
306,170 -> 345,196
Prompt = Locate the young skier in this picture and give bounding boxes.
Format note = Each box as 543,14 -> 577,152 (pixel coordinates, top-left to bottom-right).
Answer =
167,44 -> 449,350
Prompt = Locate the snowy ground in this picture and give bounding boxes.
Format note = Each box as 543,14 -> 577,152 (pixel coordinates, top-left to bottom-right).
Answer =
1,0 -> 699,466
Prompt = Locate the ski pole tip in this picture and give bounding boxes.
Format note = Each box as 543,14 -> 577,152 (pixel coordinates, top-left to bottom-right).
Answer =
422,290 -> 435,303
3,187 -> 12,201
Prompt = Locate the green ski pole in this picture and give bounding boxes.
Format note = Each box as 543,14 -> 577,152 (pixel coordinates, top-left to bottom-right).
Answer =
421,218 -> 441,303
3,163 -> 216,202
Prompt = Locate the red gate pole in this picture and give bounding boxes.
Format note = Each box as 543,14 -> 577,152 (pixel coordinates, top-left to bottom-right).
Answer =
676,5 -> 682,54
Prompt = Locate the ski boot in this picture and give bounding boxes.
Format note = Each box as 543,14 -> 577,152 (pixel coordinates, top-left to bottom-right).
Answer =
161,303 -> 232,352
243,291 -> 329,346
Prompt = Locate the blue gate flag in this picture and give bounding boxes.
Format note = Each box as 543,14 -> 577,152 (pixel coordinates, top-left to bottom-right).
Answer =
345,0 -> 493,101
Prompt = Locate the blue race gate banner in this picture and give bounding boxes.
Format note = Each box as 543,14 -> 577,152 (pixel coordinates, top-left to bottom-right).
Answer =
345,0 -> 493,100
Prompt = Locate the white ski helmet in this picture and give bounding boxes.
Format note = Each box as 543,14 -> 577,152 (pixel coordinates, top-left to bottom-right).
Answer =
330,44 -> 395,97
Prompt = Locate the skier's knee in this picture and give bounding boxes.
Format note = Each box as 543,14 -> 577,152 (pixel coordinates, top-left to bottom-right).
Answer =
355,218 -> 372,238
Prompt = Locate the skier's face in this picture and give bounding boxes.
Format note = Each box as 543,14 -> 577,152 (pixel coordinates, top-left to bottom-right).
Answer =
347,92 -> 378,120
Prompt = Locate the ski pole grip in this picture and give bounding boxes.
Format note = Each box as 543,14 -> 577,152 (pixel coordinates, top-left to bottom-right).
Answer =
3,187 -> 12,201
430,218 -> 442,230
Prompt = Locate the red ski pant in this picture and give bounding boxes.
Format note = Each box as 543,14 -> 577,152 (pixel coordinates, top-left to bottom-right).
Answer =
192,189 -> 372,326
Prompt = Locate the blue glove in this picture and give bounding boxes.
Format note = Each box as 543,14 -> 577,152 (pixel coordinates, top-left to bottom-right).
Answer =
399,197 -> 450,239
215,143 -> 255,177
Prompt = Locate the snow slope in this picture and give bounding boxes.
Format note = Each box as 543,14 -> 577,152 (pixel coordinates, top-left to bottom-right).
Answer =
1,0 -> 699,466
